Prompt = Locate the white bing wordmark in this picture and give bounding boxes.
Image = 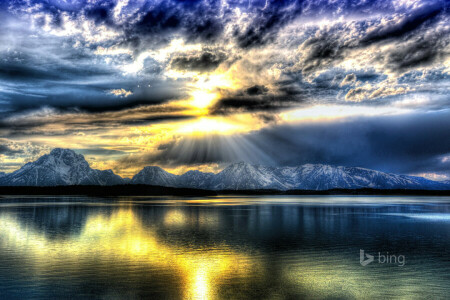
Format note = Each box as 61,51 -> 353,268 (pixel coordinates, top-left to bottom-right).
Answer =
359,249 -> 405,267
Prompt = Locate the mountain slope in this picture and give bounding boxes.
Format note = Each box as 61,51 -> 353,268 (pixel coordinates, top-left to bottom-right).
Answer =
1,149 -> 448,190
284,164 -> 446,190
131,166 -> 178,187
178,170 -> 215,189
0,148 -> 124,186
204,163 -> 447,191
209,162 -> 286,190
131,162 -> 448,191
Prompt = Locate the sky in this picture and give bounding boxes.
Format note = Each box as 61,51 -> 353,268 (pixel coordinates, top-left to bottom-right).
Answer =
0,0 -> 449,179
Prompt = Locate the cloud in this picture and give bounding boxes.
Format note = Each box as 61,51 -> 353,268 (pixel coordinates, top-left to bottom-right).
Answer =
108,89 -> 133,97
211,88 -> 301,115
75,148 -> 126,156
246,85 -> 269,95
114,109 -> 450,179
1,0 -> 449,177
0,104 -> 193,137
170,51 -> 227,72
345,82 -> 410,102
382,31 -> 449,72
340,73 -> 356,86
251,110 -> 450,176
359,2 -> 444,45
233,0 -> 304,49
295,2 -> 449,77
0,144 -> 23,156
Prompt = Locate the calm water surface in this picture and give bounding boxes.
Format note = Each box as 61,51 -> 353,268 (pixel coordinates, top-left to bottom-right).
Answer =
0,195 -> 449,299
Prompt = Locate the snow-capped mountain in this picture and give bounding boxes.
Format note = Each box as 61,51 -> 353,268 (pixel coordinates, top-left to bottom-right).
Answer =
0,148 -> 124,186
178,170 -> 215,189
132,166 -> 178,187
131,162 -> 449,191
269,164 -> 447,190
208,162 -> 286,190
1,149 -> 449,190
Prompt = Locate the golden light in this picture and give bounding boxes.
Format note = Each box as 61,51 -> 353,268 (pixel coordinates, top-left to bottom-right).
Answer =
164,210 -> 188,226
0,202 -> 430,298
176,117 -> 242,136
190,91 -> 218,110
0,208 -> 259,300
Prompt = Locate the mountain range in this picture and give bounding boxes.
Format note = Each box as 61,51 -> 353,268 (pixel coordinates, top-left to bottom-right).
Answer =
0,148 -> 449,190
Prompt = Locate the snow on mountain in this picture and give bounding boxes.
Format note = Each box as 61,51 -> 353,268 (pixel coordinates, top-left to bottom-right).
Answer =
0,148 -> 124,186
196,162 -> 446,190
209,162 -> 286,190
178,170 -> 215,189
131,166 -> 178,187
1,149 -> 448,190
0,172 -> 6,178
130,161 -> 448,190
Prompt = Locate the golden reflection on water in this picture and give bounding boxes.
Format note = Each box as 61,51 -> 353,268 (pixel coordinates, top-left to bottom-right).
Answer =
0,208 -> 260,299
0,200 -> 447,299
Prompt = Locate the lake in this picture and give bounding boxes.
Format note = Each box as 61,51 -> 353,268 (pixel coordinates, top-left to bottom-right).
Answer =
0,196 -> 449,299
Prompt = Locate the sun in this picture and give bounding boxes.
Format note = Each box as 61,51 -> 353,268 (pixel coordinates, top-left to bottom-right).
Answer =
177,117 -> 240,136
190,91 -> 218,110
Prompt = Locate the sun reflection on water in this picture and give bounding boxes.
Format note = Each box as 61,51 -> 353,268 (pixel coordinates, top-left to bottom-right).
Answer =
0,199 -> 449,299
0,208 -> 258,299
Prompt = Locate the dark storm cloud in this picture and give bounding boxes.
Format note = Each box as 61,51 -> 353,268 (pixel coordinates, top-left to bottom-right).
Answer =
2,0 -> 448,116
0,0 -> 230,118
210,71 -> 348,114
211,96 -> 290,114
211,85 -> 302,114
170,51 -> 227,72
382,31 -> 449,71
359,2 -> 444,45
232,0 -> 397,49
246,85 -> 269,95
129,109 -> 450,177
11,0 -> 225,45
234,0 -> 304,48
247,110 -> 450,176
0,79 -> 185,114
0,103 -> 194,138
0,24 -> 186,114
0,145 -> 23,156
128,0 -> 225,43
299,1 -> 449,74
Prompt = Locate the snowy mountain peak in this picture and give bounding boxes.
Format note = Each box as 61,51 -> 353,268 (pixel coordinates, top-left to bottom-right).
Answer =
50,148 -> 80,157
141,166 -> 166,172
132,166 -> 178,186
1,150 -> 449,190
225,161 -> 256,169
40,148 -> 88,167
0,148 -> 123,186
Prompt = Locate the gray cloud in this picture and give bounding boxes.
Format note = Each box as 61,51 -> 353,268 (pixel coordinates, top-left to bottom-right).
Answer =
0,145 -> 23,156
126,109 -> 450,178
170,51 -> 227,72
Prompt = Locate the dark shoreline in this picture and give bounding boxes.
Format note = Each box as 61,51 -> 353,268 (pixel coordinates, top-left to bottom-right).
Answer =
0,185 -> 449,196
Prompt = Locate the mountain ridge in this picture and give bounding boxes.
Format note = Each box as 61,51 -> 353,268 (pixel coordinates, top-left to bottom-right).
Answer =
0,148 -> 449,190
